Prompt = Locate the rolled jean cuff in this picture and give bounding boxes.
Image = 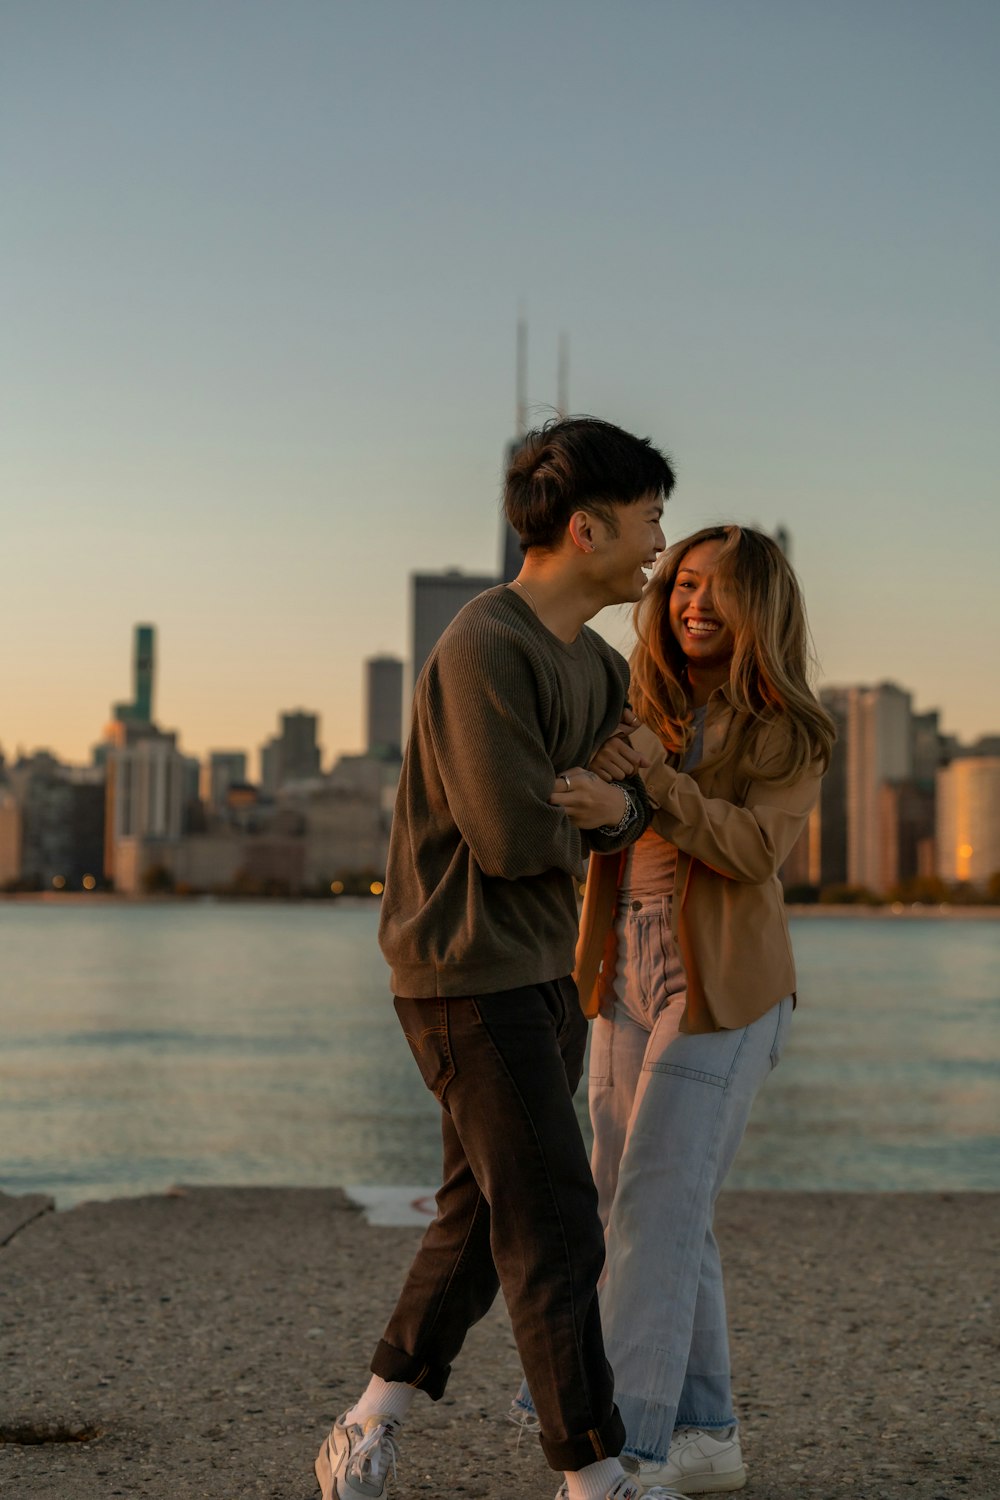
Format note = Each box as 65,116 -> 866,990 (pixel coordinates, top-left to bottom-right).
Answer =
371,1337 -> 449,1401
539,1404 -> 626,1472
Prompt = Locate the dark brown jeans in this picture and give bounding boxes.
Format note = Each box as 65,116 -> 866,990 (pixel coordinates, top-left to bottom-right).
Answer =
371,979 -> 625,1472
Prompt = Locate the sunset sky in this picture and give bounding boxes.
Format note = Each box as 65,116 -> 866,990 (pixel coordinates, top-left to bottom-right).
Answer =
2,0 -> 997,770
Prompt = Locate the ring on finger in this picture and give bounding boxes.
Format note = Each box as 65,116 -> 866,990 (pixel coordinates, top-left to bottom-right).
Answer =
562,774 -> 572,791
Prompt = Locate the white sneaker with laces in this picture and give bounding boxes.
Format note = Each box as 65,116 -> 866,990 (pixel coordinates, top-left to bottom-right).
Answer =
553,1474 -> 688,1500
630,1426 -> 746,1494
314,1412 -> 401,1500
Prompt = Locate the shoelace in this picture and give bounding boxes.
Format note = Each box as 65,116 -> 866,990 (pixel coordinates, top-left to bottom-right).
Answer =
349,1420 -> 400,1485
612,1479 -> 688,1500
556,1474 -> 687,1500
506,1400 -> 541,1452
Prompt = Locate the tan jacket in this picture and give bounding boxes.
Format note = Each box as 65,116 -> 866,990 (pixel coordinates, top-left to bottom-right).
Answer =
575,702 -> 823,1033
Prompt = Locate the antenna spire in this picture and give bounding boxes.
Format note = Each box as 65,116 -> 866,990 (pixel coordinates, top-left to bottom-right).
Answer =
557,332 -> 569,417
516,313 -> 528,437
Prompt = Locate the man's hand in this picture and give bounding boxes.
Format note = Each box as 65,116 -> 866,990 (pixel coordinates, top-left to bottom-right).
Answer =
549,768 -> 633,830
588,711 -> 649,784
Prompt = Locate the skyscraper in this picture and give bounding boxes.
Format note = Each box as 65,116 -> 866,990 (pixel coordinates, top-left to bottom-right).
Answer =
818,686 -> 850,888
846,682 -> 913,890
410,570 -> 498,699
106,733 -> 186,845
936,756 -> 1000,886
500,436 -> 526,585
259,711 -> 322,793
104,725 -> 190,883
500,316 -> 529,583
365,656 -> 403,760
498,321 -> 570,582
204,751 -> 248,811
114,624 -> 155,726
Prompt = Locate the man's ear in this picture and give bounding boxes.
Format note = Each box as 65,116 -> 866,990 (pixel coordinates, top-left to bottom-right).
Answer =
567,510 -> 598,554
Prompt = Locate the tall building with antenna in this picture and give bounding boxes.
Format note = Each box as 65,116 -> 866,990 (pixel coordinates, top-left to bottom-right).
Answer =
500,317 -> 529,583
499,320 -> 570,583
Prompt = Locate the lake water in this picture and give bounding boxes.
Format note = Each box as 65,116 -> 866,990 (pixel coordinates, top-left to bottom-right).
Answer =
1,902 -> 997,1205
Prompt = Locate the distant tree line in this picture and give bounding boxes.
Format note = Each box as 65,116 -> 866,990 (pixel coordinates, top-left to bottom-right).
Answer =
784,873 -> 1000,907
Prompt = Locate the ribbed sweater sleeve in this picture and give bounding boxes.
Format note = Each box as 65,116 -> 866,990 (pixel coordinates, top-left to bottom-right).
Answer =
423,613 -> 584,880
378,587 -> 636,998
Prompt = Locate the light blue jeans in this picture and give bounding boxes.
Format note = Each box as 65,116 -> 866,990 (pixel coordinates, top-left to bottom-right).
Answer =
513,894 -> 791,1464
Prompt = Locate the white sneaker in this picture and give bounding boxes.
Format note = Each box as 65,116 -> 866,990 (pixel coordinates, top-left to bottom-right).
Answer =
630,1427 -> 746,1495
554,1475 -> 688,1500
314,1413 -> 401,1500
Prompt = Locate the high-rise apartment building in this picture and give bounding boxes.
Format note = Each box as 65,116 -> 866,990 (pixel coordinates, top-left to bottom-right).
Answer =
912,709 -> 947,787
0,755 -> 105,889
846,682 -> 914,891
815,684 -> 953,893
818,686 -> 850,888
260,740 -> 280,798
0,788 -> 20,888
104,727 -> 189,881
204,751 -> 248,811
500,436 -> 524,584
878,780 -> 937,886
936,756 -> 1000,886
410,570 -> 498,698
260,712 -> 322,793
365,656 -> 403,760
100,624 -> 196,884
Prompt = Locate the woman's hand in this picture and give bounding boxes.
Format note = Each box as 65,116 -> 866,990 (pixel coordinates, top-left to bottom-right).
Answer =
588,715 -> 649,784
549,768 -> 633,830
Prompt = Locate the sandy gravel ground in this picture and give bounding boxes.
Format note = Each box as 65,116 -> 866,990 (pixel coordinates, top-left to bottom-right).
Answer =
1,1188 -> 996,1500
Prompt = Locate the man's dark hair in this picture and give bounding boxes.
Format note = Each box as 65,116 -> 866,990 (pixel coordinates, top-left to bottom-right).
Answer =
504,415 -> 675,552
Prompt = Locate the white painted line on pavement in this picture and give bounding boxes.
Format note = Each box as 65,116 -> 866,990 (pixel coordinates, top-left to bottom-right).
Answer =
345,1185 -> 438,1227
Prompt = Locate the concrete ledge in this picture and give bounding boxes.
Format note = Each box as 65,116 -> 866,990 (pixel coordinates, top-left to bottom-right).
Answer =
1,1188 -> 996,1498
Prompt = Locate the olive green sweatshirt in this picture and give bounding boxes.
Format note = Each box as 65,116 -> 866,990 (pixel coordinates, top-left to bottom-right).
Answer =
378,585 -> 647,998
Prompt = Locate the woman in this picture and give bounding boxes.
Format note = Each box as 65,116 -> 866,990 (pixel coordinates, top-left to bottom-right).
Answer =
514,525 -> 834,1494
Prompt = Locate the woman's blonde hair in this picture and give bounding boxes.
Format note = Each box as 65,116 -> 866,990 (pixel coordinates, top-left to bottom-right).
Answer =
630,524 -> 835,784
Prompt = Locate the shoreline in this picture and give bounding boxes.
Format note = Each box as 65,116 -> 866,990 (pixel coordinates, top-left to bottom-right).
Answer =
785,902 -> 1000,920
3,889 -> 999,920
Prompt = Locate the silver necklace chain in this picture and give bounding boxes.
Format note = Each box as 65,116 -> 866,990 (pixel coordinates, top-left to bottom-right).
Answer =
509,578 -> 539,614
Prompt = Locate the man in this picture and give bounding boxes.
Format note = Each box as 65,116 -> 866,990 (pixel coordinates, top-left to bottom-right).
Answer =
315,417 -> 679,1500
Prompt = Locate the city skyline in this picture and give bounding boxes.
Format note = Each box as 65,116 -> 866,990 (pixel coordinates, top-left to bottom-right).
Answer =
5,612 -> 997,899
2,607 -> 995,777
2,2 -> 998,763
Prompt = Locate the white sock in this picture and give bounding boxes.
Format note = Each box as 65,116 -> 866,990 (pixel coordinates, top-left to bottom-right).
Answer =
345,1375 -> 415,1427
563,1456 -> 625,1500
